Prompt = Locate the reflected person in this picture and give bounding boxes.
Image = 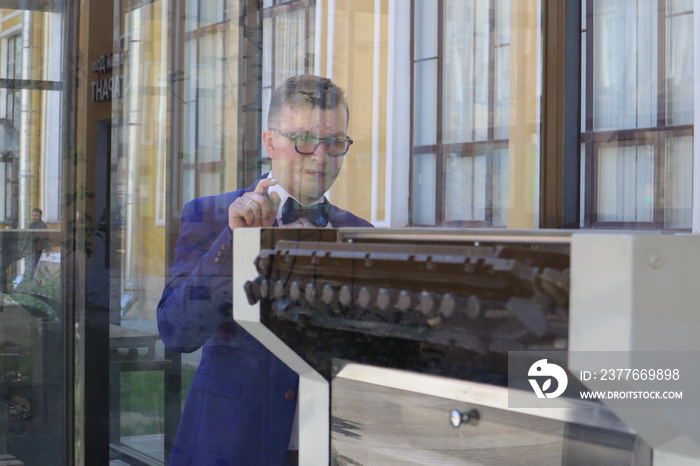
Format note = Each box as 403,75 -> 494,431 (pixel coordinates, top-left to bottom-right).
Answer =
28,208 -> 48,275
158,75 -> 372,465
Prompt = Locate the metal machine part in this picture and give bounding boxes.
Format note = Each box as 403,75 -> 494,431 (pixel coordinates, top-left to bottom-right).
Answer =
331,361 -> 650,466
233,228 -> 695,465
243,229 -> 570,384
569,233 -> 700,464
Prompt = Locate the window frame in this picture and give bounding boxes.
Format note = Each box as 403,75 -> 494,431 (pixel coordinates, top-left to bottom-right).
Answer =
580,0 -> 694,231
410,0 -> 510,227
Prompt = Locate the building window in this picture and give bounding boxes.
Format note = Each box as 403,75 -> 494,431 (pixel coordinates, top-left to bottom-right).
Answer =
181,1 -> 230,202
582,0 -> 694,230
260,0 -> 316,166
4,33 -> 21,128
411,0 -> 511,227
0,151 -> 16,223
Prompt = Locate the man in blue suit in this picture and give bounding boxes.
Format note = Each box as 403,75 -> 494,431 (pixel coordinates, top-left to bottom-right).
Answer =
158,75 -> 372,465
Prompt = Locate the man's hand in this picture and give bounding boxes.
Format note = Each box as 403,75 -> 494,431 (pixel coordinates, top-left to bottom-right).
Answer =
228,178 -> 282,231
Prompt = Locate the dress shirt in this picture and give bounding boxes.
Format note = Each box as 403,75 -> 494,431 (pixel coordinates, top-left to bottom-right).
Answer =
267,173 -> 333,228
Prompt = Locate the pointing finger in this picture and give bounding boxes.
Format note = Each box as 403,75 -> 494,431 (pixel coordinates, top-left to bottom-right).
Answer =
263,191 -> 282,226
254,178 -> 278,196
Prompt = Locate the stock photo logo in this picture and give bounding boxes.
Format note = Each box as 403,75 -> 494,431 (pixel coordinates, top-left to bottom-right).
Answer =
528,359 -> 568,399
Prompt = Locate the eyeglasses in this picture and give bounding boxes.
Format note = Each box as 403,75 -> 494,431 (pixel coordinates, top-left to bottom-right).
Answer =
270,129 -> 353,157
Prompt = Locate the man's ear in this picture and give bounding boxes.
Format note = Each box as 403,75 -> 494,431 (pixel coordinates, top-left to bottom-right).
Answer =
262,130 -> 276,159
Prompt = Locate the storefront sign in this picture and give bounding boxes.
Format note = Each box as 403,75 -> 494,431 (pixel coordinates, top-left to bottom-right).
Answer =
90,52 -> 127,103
91,75 -> 122,103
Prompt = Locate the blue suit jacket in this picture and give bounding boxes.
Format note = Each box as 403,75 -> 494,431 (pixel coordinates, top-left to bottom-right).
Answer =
158,176 -> 372,465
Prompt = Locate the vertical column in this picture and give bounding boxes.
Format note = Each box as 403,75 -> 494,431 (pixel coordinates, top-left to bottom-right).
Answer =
237,0 -> 263,188
76,0 -> 116,462
539,0 -> 582,229
507,0 -> 540,229
18,12 -> 33,229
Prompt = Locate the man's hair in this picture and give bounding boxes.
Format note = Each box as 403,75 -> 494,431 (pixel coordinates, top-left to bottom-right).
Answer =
268,74 -> 349,128
32,208 -> 42,215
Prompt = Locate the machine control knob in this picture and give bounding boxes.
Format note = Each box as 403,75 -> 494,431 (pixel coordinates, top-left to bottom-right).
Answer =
357,286 -> 374,310
419,291 -> 435,316
465,295 -> 481,319
322,284 -> 337,306
289,281 -> 303,301
259,278 -> 270,300
243,279 -> 260,305
376,288 -> 393,312
274,280 -> 286,299
439,293 -> 456,318
305,283 -> 318,305
449,408 -> 480,428
395,290 -> 412,312
339,285 -> 353,307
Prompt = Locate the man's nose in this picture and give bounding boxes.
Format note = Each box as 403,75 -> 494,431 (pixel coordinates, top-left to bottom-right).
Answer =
309,141 -> 329,160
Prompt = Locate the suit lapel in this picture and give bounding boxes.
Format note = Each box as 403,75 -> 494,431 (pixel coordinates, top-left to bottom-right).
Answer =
328,204 -> 351,227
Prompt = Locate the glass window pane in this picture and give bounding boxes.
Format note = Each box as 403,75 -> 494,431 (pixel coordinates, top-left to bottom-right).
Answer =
412,153 -> 436,225
200,0 -> 226,26
110,2 -> 174,462
442,0 -> 491,143
185,0 -> 199,32
274,9 -> 308,85
492,148 -> 509,226
664,136 -> 693,229
597,145 -> 654,223
592,0 -> 657,131
307,5 -> 316,68
666,5 -> 693,126
667,0 -> 693,16
413,59 -> 437,146
443,149 -> 508,225
413,0 -> 539,227
197,32 -> 225,163
444,151 -> 488,222
493,0 -> 511,140
414,0 -> 437,60
198,169 -> 222,198
262,17 -> 273,88
584,1 -> 693,230
0,5 -> 67,465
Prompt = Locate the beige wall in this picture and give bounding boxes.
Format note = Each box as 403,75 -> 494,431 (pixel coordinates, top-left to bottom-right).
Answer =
321,0 -> 387,224
507,0 -> 540,229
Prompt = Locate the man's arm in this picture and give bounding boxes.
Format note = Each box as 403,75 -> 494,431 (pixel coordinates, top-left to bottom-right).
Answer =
157,197 -> 235,353
157,179 -> 280,353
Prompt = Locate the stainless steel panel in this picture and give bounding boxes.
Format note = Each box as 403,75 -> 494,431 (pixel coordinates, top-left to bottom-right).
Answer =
332,362 -> 650,466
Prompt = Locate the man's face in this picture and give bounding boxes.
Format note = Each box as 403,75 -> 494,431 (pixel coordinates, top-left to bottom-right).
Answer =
32,211 -> 41,222
263,104 -> 348,205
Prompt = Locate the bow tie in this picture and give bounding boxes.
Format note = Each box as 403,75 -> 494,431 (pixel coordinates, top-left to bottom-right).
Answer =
281,197 -> 330,227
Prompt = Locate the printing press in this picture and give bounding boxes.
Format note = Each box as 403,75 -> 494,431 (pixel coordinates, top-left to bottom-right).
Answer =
232,228 -> 700,465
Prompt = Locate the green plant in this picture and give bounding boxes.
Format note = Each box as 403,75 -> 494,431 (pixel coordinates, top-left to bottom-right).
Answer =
12,267 -> 61,317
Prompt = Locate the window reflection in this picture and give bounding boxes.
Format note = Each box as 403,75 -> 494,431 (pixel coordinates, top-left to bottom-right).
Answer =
0,5 -> 65,465
261,0 -> 316,162
412,0 -> 522,227
109,1 -> 174,463
597,145 -> 655,223
444,149 -> 508,226
583,1 -> 694,229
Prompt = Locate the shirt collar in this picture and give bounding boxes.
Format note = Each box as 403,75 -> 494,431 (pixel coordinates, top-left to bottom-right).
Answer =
267,172 -> 329,226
